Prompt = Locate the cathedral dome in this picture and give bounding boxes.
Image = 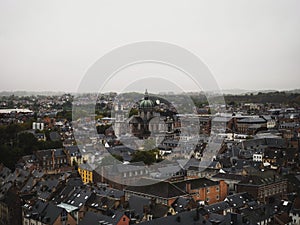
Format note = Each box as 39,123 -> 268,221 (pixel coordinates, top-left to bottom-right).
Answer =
140,99 -> 154,108
139,89 -> 154,109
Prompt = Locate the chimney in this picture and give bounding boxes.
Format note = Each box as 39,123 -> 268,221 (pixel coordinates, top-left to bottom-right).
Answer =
186,181 -> 191,193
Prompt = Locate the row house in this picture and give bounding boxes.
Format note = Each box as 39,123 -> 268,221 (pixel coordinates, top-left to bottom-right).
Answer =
173,178 -> 228,205
236,117 -> 267,135
237,175 -> 287,203
94,162 -> 149,189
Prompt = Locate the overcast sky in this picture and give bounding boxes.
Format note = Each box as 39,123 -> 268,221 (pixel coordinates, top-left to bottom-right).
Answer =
0,0 -> 299,93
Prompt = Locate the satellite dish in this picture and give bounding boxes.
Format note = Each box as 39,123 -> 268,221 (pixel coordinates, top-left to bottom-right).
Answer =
156,99 -> 160,105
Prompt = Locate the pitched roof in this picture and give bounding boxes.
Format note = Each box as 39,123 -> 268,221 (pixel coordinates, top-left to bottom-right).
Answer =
212,173 -> 245,181
173,178 -> 219,191
138,209 -> 212,225
79,162 -> 95,171
237,117 -> 266,124
125,179 -> 187,199
128,195 -> 151,218
24,201 -> 68,225
64,188 -> 92,208
79,211 -> 128,225
224,192 -> 255,209
205,201 -> 230,213
238,175 -> 285,186
40,203 -> 65,225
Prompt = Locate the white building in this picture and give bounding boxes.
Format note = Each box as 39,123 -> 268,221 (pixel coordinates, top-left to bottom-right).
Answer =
32,122 -> 44,130
253,153 -> 263,162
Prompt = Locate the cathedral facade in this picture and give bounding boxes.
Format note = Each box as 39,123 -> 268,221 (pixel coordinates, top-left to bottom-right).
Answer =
128,90 -> 166,139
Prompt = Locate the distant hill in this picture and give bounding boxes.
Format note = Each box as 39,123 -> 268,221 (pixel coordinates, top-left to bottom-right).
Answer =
221,89 -> 253,95
0,91 -> 66,96
222,91 -> 300,106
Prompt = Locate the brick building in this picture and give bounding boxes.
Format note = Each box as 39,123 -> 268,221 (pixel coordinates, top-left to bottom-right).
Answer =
35,149 -> 69,172
237,175 -> 287,203
173,178 -> 228,205
125,178 -> 228,206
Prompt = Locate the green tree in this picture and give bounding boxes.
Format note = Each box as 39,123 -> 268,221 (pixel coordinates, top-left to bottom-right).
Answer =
18,132 -> 38,155
129,108 -> 139,117
130,150 -> 159,165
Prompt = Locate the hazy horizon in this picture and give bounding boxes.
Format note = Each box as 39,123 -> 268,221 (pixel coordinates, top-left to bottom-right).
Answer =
0,87 -> 299,96
1,1 -> 299,93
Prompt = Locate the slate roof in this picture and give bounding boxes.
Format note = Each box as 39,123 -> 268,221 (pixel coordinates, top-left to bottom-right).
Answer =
21,177 -> 35,193
237,117 -> 266,124
150,204 -> 170,218
177,158 -> 214,170
86,193 -> 117,211
212,173 -> 245,181
40,203 -> 65,225
172,196 -> 197,213
79,162 -> 95,171
128,195 -> 151,218
240,203 -> 274,224
224,192 -> 255,209
138,209 -> 212,225
1,168 -> 30,190
125,179 -> 187,199
52,184 -> 76,204
239,138 -> 287,149
65,145 -> 81,156
205,201 -> 230,214
101,162 -> 147,176
238,175 -> 285,186
24,200 -> 68,225
95,185 -> 124,199
0,164 -> 11,181
26,199 -> 48,215
173,178 -> 219,191
33,176 -> 61,200
79,211 -> 127,225
52,177 -> 83,204
108,145 -> 135,154
64,188 -> 92,208
212,116 -> 232,123
35,148 -> 67,160
157,165 -> 183,178
107,145 -> 134,162
32,169 -> 45,179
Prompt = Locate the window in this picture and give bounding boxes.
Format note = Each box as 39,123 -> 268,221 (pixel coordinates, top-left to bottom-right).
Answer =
206,198 -> 210,202
206,188 -> 210,193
